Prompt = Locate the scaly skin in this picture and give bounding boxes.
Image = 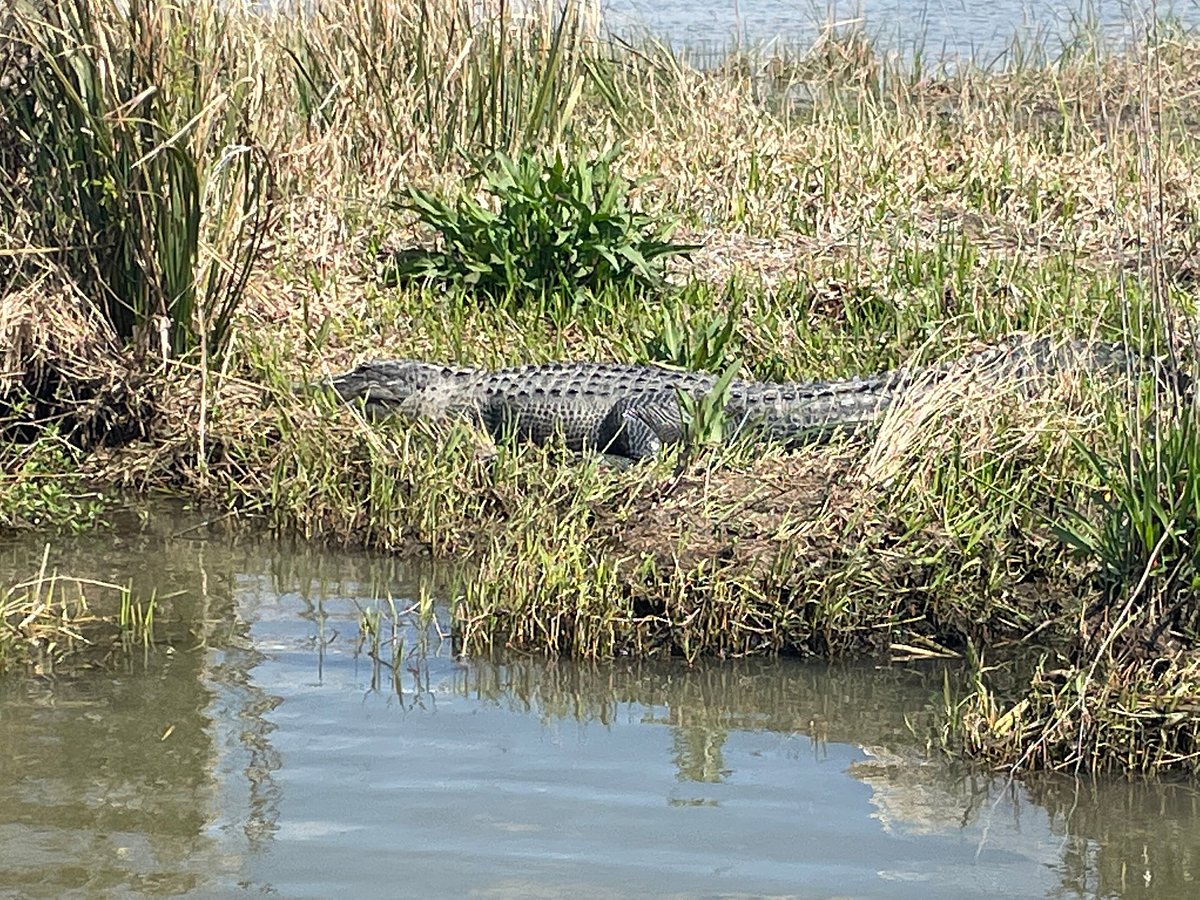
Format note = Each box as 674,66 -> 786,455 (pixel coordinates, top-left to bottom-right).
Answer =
324,336 -> 1165,461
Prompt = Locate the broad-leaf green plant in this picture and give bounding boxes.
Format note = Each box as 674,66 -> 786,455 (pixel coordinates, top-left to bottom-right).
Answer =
0,434 -> 109,533
678,360 -> 741,450
386,147 -> 696,313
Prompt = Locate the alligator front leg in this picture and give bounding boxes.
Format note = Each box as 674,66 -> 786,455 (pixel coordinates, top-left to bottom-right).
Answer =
598,392 -> 688,461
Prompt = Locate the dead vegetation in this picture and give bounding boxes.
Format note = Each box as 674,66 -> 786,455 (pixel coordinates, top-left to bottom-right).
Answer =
0,284 -> 157,449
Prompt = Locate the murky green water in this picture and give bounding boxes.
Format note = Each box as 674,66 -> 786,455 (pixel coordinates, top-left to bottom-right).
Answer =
1,504 -> 1198,898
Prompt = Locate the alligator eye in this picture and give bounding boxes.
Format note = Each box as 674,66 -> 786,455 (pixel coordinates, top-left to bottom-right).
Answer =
566,388 -> 578,396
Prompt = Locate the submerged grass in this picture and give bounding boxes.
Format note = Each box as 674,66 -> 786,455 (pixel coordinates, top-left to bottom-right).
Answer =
2,0 -> 1200,772
0,545 -> 159,673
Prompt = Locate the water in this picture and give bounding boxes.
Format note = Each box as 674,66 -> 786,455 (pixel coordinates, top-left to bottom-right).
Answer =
602,0 -> 1200,64
0,505 -> 1199,898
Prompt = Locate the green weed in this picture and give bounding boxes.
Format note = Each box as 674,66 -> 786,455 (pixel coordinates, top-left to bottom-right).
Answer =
639,294 -> 739,371
118,586 -> 157,658
1055,407 -> 1200,621
0,434 -> 109,533
678,361 -> 742,450
386,147 -> 696,314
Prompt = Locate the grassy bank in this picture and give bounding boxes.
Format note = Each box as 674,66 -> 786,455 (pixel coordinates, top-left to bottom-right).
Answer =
3,0 -> 1200,774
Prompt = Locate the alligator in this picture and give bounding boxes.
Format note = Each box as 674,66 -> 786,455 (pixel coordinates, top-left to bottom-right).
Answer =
321,336 -> 1171,462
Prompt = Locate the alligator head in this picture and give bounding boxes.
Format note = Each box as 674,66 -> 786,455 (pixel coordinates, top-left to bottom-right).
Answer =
324,359 -> 480,409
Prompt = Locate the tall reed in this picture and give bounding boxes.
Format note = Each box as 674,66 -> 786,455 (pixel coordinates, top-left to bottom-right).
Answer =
0,0 -> 270,360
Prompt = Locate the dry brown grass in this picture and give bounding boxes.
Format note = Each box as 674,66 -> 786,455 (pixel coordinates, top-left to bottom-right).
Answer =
217,21 -> 1200,393
0,283 -> 155,448
959,649 -> 1200,774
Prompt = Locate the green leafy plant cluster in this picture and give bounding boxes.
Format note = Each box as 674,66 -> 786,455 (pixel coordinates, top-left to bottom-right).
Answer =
0,436 -> 109,533
389,147 -> 695,311
640,302 -> 739,371
677,361 -> 742,450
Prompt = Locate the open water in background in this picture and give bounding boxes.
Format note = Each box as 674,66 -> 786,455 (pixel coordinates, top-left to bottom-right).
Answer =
1,505 -> 1200,898
603,0 -> 1200,64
